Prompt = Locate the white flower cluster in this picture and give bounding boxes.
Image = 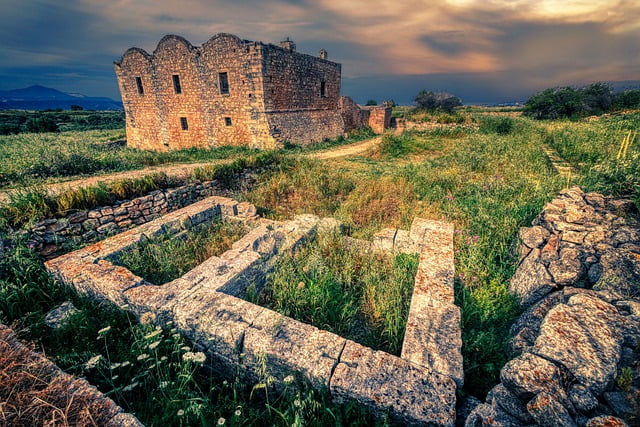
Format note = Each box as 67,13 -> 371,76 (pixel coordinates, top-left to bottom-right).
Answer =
182,351 -> 206,364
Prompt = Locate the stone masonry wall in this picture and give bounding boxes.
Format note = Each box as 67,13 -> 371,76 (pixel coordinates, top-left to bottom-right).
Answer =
26,180 -> 220,258
465,187 -> 640,426
115,34 -> 354,150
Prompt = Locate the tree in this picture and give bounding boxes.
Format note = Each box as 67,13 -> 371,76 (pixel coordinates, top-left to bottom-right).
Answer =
365,99 -> 377,106
523,87 -> 584,119
581,82 -> 613,115
414,90 -> 462,113
614,89 -> 640,110
70,104 -> 84,111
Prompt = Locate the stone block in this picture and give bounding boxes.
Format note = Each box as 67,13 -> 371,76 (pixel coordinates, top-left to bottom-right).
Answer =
509,248 -> 556,307
331,340 -> 456,426
243,309 -> 345,389
401,297 -> 463,387
372,228 -> 396,252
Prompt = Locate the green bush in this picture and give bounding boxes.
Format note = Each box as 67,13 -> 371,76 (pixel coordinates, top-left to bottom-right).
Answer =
479,116 -> 515,135
414,90 -> 462,114
523,87 -> 584,120
23,116 -> 59,133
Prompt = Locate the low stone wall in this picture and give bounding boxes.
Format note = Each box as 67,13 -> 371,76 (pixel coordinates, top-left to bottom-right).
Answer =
26,180 -> 220,258
46,196 -> 461,426
466,187 -> 640,426
0,323 -> 142,426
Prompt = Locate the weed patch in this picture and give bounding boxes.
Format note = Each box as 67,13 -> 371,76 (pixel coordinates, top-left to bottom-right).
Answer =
117,220 -> 247,284
249,233 -> 418,355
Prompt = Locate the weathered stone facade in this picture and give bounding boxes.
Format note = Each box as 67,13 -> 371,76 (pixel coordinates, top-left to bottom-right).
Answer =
115,34 -> 390,150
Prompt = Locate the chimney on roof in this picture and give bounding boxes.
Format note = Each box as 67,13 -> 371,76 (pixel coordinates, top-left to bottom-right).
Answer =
280,37 -> 296,52
319,49 -> 328,59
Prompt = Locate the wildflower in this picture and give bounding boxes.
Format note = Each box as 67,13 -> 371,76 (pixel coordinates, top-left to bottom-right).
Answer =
137,353 -> 149,361
120,361 -> 131,367
122,382 -> 139,392
159,381 -> 169,388
110,362 -> 121,370
223,380 -> 229,386
111,375 -> 119,380
97,326 -> 111,335
293,399 -> 301,407
148,340 -> 161,350
472,276 -> 479,282
283,375 -> 294,384
458,273 -> 465,279
119,304 -> 130,310
85,355 -> 102,369
445,194 -> 455,201
182,351 -> 206,363
177,409 -> 185,417
217,417 -> 226,425
144,329 -> 162,340
160,356 -> 168,361
297,281 -> 305,289
234,407 -> 242,417
181,346 -> 191,351
28,243 -> 35,249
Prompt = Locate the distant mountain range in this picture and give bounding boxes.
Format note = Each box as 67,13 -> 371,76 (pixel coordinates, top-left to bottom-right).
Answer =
0,85 -> 123,110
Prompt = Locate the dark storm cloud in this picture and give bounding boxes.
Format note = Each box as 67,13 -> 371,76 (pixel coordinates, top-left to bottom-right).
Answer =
0,0 -> 638,102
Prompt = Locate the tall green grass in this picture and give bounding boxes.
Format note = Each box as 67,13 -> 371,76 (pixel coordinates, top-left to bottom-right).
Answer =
0,129 -> 256,188
250,233 -> 418,355
118,220 -> 247,284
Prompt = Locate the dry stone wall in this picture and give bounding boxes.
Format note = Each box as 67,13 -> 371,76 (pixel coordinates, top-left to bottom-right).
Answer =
465,187 -> 640,426
46,196 -> 462,426
26,180 -> 220,258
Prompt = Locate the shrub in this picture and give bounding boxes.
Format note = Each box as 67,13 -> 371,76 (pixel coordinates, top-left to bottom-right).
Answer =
614,89 -> 640,110
479,116 -> 515,135
22,117 -> 59,133
414,90 -> 462,114
523,87 -> 584,120
365,99 -> 377,106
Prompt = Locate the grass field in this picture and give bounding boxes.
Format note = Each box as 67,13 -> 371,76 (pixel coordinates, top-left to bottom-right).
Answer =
1,109 -> 638,423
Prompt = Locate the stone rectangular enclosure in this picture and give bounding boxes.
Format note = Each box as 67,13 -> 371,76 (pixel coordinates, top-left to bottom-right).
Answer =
45,197 -> 462,425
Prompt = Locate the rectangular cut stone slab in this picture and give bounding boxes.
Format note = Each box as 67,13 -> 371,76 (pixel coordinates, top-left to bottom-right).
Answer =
331,340 -> 456,426
401,218 -> 462,387
243,308 -> 346,389
372,228 -> 396,252
401,297 -> 463,387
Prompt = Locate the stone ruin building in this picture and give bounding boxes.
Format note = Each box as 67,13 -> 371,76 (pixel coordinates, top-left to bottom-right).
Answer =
114,33 -> 391,150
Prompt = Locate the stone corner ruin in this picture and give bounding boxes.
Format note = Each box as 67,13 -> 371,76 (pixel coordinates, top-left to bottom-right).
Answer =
114,33 -> 391,151
45,196 -> 463,426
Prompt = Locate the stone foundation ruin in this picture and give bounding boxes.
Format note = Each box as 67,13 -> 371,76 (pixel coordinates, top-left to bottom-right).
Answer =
45,196 -> 462,425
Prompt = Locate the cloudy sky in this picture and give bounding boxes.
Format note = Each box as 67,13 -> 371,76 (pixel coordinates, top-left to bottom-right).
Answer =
1,0 -> 638,104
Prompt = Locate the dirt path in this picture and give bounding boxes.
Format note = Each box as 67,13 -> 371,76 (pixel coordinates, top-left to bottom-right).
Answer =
0,136 -> 383,203
0,160 -> 226,203
304,136 -> 382,160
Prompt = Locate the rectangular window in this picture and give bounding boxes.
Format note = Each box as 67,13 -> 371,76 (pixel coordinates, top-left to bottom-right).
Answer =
320,80 -> 326,97
180,117 -> 188,130
219,72 -> 229,95
135,76 -> 144,95
224,117 -> 232,126
172,74 -> 182,94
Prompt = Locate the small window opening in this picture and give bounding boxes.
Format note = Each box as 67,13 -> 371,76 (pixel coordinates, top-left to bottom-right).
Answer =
180,117 -> 188,130
320,80 -> 326,97
219,72 -> 229,95
224,117 -> 232,126
172,75 -> 182,94
135,77 -> 144,95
